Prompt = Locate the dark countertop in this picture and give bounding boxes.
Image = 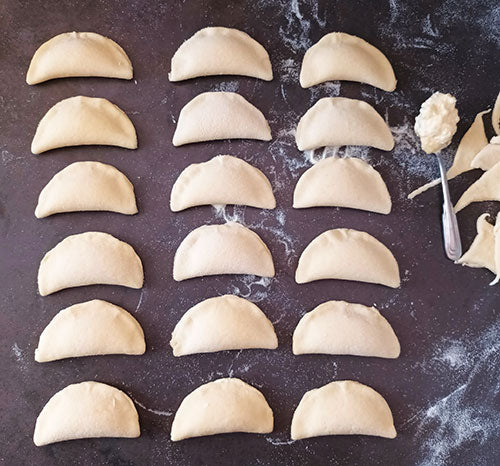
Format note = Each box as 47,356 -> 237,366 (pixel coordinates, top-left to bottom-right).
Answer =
0,0 -> 499,465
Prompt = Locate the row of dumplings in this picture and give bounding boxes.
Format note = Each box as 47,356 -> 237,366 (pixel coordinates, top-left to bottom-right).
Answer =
34,378 -> 396,446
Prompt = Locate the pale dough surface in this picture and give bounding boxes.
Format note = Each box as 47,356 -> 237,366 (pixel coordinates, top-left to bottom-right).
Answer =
292,300 -> 400,358
471,136 -> 500,170
171,378 -> 273,441
293,156 -> 391,214
170,295 -> 277,356
295,228 -> 400,288
31,96 -> 137,154
295,97 -> 394,151
173,222 -> 274,281
300,32 -> 396,91
291,380 -> 396,440
34,381 -> 140,446
38,231 -> 144,296
169,27 -> 272,81
170,155 -> 275,211
493,91 -> 500,135
26,31 -> 132,85
492,214 -> 500,285
172,92 -> 271,146
35,300 -> 145,362
35,161 -> 137,218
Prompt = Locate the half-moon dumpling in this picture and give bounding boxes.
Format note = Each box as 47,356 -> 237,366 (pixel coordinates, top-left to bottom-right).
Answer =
169,27 -> 272,82
171,378 -> 273,441
31,96 -> 137,154
35,161 -> 138,218
33,381 -> 140,446
170,155 -> 275,211
26,32 -> 133,85
170,295 -> 277,356
38,231 -> 144,296
471,136 -> 500,171
300,32 -> 396,91
293,157 -> 391,214
173,222 -> 274,281
172,92 -> 271,146
454,161 -> 500,212
295,97 -> 394,151
293,300 -> 400,358
291,380 -> 396,440
35,300 -> 145,362
295,228 -> 400,288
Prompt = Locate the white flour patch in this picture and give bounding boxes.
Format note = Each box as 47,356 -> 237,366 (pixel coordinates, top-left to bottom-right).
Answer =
11,343 -> 27,372
277,58 -> 299,84
229,276 -> 273,302
132,398 -> 173,417
211,81 -> 240,93
266,436 -> 296,446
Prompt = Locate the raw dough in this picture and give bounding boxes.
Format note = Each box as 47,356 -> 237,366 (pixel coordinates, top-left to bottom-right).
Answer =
471,136 -> 500,170
170,295 -> 277,356
32,96 -> 137,154
293,300 -> 400,358
295,228 -> 400,288
456,213 -> 496,274
295,97 -> 394,151
293,156 -> 391,214
173,222 -> 274,281
171,378 -> 273,441
300,32 -> 396,91
170,155 -> 275,211
172,92 -> 271,146
493,91 -> 500,135
26,32 -> 132,85
38,231 -> 144,296
454,161 -> 500,212
169,27 -> 272,81
291,380 -> 396,440
35,300 -> 145,362
35,161 -> 137,218
492,214 -> 500,285
33,381 -> 140,446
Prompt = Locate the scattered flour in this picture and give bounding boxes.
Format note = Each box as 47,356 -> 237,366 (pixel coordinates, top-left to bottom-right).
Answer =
131,398 -> 173,417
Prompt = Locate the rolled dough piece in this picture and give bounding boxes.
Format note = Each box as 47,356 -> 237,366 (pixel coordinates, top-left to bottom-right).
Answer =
471,136 -> 500,171
493,91 -> 500,135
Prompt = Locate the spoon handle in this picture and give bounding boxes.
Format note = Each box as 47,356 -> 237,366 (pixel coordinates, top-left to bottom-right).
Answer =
436,153 -> 462,261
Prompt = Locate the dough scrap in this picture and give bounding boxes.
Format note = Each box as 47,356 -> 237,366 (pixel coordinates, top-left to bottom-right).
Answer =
33,381 -> 140,446
35,161 -> 137,218
26,32 -> 132,85
172,92 -> 271,146
492,214 -> 500,285
171,378 -> 273,441
35,300 -> 145,362
295,228 -> 400,288
295,97 -> 394,151
173,222 -> 274,281
300,32 -> 396,91
32,96 -> 137,154
38,231 -> 144,296
291,380 -> 396,440
170,155 -> 275,211
493,92 -> 500,135
454,161 -> 500,212
169,27 -> 272,81
471,136 -> 500,171
170,295 -> 277,356
293,156 -> 391,214
456,213 -> 496,274
292,300 -> 400,358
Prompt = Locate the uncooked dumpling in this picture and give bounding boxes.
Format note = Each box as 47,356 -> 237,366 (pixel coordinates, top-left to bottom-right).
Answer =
456,213 -> 496,274
291,380 -> 396,440
171,378 -> 273,441
35,300 -> 145,362
33,381 -> 140,446
32,96 -> 137,154
300,32 -> 396,91
170,295 -> 277,356
293,157 -> 391,214
295,97 -> 394,151
293,300 -> 400,358
493,92 -> 500,135
491,214 -> 500,285
295,228 -> 400,288
173,222 -> 274,281
35,161 -> 137,218
38,231 -> 144,296
170,155 -> 275,211
172,92 -> 271,146
454,161 -> 500,212
26,32 -> 132,85
169,27 -> 272,81
471,136 -> 500,171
